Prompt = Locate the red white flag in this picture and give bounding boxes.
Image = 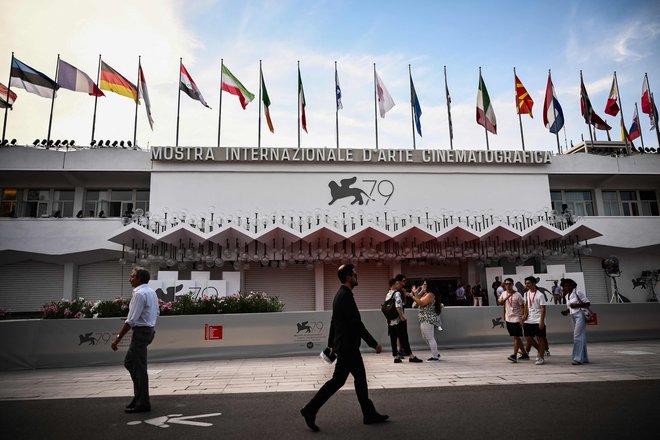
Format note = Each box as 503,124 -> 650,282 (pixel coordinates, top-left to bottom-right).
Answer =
0,82 -> 17,109
138,64 -> 154,130
641,74 -> 652,115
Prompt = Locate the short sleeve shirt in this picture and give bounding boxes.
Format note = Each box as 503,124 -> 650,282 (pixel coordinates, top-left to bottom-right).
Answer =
502,291 -> 524,322
524,289 -> 546,323
385,290 -> 403,326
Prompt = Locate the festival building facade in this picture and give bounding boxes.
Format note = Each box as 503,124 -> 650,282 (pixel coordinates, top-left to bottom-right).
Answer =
1,142 -> 659,314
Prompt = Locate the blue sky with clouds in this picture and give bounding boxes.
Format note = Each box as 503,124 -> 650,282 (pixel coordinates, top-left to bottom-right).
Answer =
1,0 -> 659,150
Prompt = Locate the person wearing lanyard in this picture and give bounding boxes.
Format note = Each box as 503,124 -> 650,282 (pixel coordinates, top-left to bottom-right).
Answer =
521,276 -> 547,365
561,278 -> 590,365
111,267 -> 159,413
498,277 -> 528,362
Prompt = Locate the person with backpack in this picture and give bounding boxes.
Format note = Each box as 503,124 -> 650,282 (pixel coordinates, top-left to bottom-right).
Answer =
385,277 -> 422,364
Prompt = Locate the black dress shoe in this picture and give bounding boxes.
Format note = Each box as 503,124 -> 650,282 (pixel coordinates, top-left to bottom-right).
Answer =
364,413 -> 389,424
300,408 -> 319,432
125,398 -> 136,409
125,406 -> 151,414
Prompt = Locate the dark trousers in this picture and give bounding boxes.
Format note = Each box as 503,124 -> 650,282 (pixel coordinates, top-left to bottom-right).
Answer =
389,320 -> 412,356
303,350 -> 376,417
124,326 -> 155,408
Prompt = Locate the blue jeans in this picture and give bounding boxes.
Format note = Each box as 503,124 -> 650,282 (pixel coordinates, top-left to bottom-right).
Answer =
571,312 -> 589,363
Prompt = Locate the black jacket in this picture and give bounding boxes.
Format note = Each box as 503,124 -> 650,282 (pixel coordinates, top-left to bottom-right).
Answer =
327,285 -> 377,354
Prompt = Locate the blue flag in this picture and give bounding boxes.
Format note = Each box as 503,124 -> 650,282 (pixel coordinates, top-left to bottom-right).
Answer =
410,76 -> 422,136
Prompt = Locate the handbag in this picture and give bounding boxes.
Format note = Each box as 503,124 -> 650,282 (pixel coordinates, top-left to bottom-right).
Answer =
574,290 -> 598,325
583,309 -> 598,325
381,295 -> 399,321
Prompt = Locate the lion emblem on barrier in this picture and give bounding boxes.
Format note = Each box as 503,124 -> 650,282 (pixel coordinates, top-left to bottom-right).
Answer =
328,177 -> 374,205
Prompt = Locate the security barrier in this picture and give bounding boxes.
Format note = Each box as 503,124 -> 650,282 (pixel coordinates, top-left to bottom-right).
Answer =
1,303 -> 659,370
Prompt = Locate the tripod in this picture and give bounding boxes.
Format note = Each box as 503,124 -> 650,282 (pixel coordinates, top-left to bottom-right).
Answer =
608,274 -> 626,303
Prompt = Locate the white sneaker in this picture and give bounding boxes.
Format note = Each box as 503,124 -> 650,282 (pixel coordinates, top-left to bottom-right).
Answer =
535,358 -> 545,365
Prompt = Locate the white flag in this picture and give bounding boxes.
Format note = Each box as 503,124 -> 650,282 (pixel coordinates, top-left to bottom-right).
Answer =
375,71 -> 395,118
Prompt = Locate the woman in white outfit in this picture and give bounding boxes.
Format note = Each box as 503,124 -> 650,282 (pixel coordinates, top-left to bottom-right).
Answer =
560,278 -> 590,365
409,281 -> 443,361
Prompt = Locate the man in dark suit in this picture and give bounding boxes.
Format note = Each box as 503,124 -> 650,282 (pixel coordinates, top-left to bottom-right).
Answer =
300,264 -> 388,432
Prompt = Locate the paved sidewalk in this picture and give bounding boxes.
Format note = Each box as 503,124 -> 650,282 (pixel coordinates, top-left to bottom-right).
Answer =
1,340 -> 659,401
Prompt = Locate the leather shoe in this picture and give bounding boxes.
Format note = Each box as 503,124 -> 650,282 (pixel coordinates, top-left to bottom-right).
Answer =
364,413 -> 389,424
300,408 -> 319,432
125,406 -> 151,414
125,398 -> 136,409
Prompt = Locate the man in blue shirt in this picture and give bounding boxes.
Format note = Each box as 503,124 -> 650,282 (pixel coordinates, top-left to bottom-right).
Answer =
111,267 -> 159,413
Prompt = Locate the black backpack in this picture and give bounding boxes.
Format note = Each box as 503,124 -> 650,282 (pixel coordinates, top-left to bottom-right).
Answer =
381,295 -> 399,320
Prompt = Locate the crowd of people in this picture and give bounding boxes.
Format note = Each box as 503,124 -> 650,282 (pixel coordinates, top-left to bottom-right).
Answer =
108,264 -> 591,433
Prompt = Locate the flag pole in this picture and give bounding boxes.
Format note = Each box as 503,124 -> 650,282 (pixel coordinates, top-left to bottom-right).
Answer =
614,71 -> 630,154
91,54 -> 101,144
480,67 -> 490,151
175,58 -> 182,147
549,70 -> 561,154
635,102 -> 645,148
514,67 -> 525,151
217,58 -> 224,148
581,70 -> 595,150
1,52 -> 13,142
409,64 -> 416,150
374,63 -> 379,150
444,65 -> 453,150
133,56 -> 140,148
335,60 -> 339,149
258,60 -> 262,150
47,54 -> 59,143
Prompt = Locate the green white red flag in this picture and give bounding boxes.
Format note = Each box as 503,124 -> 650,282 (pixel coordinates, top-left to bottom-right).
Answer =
221,65 -> 254,109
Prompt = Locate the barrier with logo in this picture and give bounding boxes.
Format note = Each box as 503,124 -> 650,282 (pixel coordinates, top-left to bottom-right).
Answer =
1,303 -> 659,370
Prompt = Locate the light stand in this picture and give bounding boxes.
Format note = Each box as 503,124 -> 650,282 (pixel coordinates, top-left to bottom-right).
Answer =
607,273 -> 625,304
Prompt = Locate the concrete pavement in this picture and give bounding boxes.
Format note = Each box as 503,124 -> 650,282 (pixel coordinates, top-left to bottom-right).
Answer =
2,339 -> 659,401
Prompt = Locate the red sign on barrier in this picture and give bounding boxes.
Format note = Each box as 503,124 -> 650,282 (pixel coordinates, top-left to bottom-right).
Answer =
204,324 -> 223,340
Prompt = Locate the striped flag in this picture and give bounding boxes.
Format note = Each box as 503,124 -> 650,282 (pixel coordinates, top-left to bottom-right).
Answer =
299,67 -> 307,132
10,57 -> 58,99
627,107 -> 641,141
221,64 -> 254,109
100,61 -> 138,103
543,72 -> 564,134
180,63 -> 210,108
57,59 -> 104,97
261,70 -> 274,133
0,82 -> 17,109
138,64 -> 154,130
476,71 -> 497,134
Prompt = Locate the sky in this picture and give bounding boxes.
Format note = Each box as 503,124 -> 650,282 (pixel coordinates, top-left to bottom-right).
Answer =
1,0 -> 659,151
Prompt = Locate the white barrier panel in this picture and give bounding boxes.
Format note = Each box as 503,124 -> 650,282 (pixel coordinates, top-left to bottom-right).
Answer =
1,303 -> 659,370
